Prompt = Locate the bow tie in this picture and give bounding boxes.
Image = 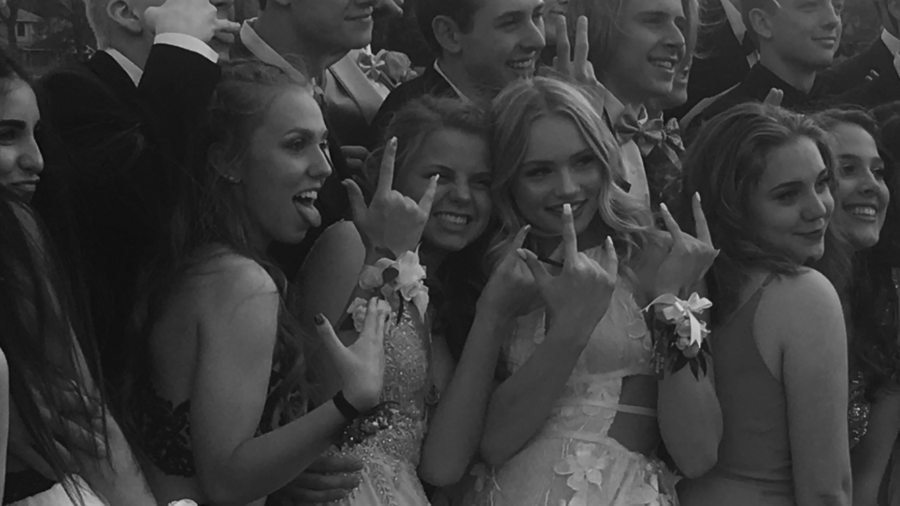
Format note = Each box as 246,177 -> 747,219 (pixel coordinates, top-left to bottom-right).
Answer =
614,108 -> 684,156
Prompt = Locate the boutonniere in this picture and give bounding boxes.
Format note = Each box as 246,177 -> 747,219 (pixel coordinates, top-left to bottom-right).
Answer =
357,49 -> 419,88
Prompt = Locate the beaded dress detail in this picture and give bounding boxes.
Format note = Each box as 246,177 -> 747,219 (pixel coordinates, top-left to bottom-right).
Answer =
455,247 -> 678,506
320,304 -> 431,506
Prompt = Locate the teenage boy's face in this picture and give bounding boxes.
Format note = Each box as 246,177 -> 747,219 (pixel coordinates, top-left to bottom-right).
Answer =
458,0 -> 547,94
600,0 -> 686,107
766,0 -> 842,70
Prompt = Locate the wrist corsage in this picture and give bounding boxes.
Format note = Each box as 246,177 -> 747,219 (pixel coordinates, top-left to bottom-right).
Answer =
644,293 -> 712,379
338,400 -> 400,449
346,248 -> 429,331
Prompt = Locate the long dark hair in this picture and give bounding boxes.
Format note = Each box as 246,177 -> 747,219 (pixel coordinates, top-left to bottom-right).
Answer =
815,107 -> 900,400
368,95 -> 492,361
0,189 -> 107,499
680,102 -> 835,323
125,60 -> 308,434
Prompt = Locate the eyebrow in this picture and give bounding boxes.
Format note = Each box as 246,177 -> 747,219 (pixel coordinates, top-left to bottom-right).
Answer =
767,168 -> 828,194
495,1 -> 545,24
286,127 -> 328,142
838,153 -> 883,164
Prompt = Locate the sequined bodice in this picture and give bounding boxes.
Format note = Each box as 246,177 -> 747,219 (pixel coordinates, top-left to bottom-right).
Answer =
330,304 -> 431,506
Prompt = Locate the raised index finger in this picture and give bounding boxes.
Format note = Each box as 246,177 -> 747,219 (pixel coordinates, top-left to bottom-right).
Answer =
376,137 -> 398,197
692,192 -> 713,246
561,203 -> 579,265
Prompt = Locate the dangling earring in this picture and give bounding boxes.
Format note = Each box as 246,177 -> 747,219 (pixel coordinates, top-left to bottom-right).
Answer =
222,174 -> 241,184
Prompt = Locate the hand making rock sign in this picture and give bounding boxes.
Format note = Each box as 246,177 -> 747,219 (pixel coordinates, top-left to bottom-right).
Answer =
343,137 -> 438,257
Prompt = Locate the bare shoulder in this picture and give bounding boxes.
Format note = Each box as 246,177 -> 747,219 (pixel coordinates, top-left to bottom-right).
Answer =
754,268 -> 845,351
301,221 -> 365,273
187,249 -> 278,314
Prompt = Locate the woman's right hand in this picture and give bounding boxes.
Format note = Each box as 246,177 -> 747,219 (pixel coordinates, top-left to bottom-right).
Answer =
477,225 -> 542,320
519,204 -> 619,336
316,298 -> 388,411
343,138 -> 438,257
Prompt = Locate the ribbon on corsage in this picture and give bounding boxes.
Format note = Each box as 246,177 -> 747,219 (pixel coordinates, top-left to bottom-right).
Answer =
643,292 -> 713,378
346,248 -> 429,332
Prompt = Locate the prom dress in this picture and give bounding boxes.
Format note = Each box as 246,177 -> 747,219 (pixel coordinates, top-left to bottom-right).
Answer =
319,305 -> 432,506
454,247 -> 679,506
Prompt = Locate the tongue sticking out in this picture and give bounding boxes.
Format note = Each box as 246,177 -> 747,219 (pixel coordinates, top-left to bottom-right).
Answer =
294,198 -> 322,228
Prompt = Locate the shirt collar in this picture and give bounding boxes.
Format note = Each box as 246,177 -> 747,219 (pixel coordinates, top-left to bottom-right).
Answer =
720,0 -> 747,43
432,60 -> 469,102
882,29 -> 900,56
603,90 -> 648,125
104,48 -> 142,86
240,19 -> 316,89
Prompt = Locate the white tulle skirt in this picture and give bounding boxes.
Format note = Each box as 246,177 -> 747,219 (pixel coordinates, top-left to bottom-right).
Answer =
7,477 -> 106,506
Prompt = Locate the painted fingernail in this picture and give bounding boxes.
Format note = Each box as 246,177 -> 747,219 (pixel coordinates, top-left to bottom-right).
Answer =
563,203 -> 572,213
314,314 -> 325,325
695,192 -> 701,202
517,249 -> 527,260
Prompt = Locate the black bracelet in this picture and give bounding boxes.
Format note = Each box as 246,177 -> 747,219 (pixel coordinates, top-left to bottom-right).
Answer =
332,391 -> 361,421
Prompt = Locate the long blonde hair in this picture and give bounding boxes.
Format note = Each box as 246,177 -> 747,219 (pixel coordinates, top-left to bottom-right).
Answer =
487,76 -> 655,269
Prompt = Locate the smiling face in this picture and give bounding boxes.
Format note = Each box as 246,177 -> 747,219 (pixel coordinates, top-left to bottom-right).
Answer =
232,87 -> 332,247
292,0 -> 376,56
762,0 -> 842,70
748,136 -> 834,264
827,122 -> 889,251
511,114 -> 604,236
0,80 -> 43,203
395,128 -> 492,252
458,0 -> 546,93
600,0 -> 686,106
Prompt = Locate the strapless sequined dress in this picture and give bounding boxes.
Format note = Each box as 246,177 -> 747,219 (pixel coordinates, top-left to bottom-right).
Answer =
319,305 -> 432,506
451,247 -> 678,506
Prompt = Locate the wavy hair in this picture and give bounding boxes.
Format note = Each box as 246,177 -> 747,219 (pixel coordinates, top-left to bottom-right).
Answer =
567,0 -> 697,79
488,76 -> 655,270
814,107 -> 900,400
0,189 -> 107,503
126,60 -> 310,435
368,96 -> 493,361
680,102 -> 835,323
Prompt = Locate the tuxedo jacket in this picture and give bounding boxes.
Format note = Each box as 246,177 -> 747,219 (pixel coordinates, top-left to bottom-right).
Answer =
819,38 -> 895,96
673,3 -> 752,119
34,45 -> 221,385
366,63 -> 456,150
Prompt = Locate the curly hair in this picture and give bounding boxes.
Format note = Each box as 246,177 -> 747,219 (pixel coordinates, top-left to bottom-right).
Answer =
487,76 -> 655,271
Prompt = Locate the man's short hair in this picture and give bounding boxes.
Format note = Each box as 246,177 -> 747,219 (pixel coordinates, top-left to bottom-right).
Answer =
84,0 -> 114,49
415,0 -> 483,55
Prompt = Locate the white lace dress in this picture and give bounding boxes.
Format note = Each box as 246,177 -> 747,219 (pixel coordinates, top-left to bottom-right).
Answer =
453,247 -> 679,506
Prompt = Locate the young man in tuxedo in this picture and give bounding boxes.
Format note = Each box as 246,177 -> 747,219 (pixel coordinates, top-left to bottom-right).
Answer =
33,0 -> 237,394
686,0 -> 841,129
568,0 -> 687,206
368,0 -> 547,146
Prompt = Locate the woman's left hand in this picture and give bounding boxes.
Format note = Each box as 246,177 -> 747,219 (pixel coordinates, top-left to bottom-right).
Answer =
653,193 -> 718,297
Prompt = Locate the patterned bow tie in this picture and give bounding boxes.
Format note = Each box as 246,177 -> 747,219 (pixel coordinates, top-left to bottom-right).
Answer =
615,109 -> 686,210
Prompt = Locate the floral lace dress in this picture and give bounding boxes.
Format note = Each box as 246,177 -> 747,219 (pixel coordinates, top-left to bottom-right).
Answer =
319,304 -> 432,506
455,247 -> 679,506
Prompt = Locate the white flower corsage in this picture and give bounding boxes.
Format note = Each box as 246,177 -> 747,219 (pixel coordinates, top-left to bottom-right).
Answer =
643,293 -> 712,379
167,501 -> 198,506
346,248 -> 429,332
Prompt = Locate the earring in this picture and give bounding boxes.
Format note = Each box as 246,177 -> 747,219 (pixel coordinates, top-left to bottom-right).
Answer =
222,174 -> 241,184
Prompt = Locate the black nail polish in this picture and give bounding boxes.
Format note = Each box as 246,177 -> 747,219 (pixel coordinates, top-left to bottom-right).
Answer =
314,314 -> 325,325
